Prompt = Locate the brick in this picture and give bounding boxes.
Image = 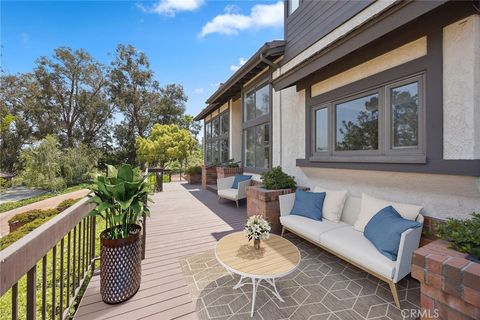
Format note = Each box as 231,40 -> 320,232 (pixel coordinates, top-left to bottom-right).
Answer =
464,263 -> 480,291
463,286 -> 480,308
421,292 -> 435,310
426,272 -> 442,289
412,264 -> 425,282
443,279 -> 462,298
443,258 -> 470,282
413,250 -> 428,268
427,254 -> 448,274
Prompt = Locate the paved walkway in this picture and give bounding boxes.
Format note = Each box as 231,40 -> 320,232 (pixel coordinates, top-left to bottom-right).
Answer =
75,182 -> 247,320
0,186 -> 47,204
0,189 -> 91,237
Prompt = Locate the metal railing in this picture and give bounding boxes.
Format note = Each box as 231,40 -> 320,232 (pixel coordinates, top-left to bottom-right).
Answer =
0,198 -> 97,319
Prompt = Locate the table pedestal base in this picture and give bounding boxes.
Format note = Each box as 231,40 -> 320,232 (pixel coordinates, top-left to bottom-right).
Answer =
233,275 -> 284,317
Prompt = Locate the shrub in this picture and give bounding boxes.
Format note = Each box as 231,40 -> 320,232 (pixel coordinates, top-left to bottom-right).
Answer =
261,166 -> 296,190
436,212 -> 480,259
185,165 -> 202,175
222,159 -> 239,168
57,198 -> 80,210
1,216 -> 53,250
8,208 -> 60,225
61,146 -> 97,186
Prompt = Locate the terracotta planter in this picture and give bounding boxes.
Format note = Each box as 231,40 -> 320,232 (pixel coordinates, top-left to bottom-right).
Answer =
246,186 -> 295,234
216,166 -> 243,179
100,224 -> 142,304
8,220 -> 27,233
185,173 -> 201,184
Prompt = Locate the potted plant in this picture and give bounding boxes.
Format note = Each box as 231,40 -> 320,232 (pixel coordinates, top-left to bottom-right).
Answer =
216,159 -> 243,179
435,212 -> 480,263
89,164 -> 151,304
184,165 -> 202,184
244,215 -> 271,250
246,166 -> 297,233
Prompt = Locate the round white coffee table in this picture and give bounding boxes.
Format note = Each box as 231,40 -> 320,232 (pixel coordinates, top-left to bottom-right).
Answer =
215,232 -> 301,317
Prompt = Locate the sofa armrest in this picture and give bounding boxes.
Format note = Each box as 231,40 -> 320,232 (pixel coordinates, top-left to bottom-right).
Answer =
237,179 -> 251,200
217,176 -> 235,190
393,215 -> 423,282
279,193 -> 296,217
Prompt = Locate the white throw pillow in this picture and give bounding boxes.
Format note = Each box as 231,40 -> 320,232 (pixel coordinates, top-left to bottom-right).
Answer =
313,186 -> 348,223
354,193 -> 423,232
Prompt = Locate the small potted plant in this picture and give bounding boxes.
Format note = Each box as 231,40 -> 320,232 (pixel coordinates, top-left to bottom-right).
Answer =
435,212 -> 480,263
244,215 -> 271,250
184,165 -> 202,184
246,166 -> 297,233
89,164 -> 151,304
216,159 -> 243,179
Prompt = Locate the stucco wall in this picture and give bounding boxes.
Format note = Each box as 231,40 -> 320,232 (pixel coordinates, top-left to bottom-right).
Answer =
230,98 -> 242,162
443,15 -> 480,160
272,27 -> 480,219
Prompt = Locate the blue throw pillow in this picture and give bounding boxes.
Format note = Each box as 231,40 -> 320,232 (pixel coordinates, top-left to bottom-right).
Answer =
290,189 -> 326,221
231,175 -> 252,189
364,206 -> 422,261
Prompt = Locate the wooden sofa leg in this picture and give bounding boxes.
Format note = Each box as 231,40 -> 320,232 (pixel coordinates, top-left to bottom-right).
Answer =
388,281 -> 400,308
281,227 -> 285,237
235,200 -> 239,208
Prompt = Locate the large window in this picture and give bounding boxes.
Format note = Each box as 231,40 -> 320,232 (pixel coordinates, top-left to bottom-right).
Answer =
243,82 -> 271,170
311,74 -> 424,162
205,110 -> 229,164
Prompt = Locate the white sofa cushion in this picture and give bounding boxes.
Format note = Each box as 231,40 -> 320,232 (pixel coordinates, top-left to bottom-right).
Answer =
353,193 -> 423,232
319,226 -> 396,279
218,188 -> 240,200
313,186 -> 348,223
280,215 -> 349,243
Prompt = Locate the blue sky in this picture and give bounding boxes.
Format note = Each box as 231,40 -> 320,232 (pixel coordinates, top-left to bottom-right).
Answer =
1,0 -> 284,119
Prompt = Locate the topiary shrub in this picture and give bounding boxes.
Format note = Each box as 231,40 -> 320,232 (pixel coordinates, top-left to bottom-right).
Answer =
260,166 -> 296,190
8,208 -> 60,225
56,198 -> 80,211
185,165 -> 202,175
436,212 -> 480,261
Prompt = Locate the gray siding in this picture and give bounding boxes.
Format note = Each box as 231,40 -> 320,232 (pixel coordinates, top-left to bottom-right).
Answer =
284,0 -> 374,63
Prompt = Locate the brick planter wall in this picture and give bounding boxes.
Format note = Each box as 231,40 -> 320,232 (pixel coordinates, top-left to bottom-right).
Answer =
216,167 -> 244,179
185,173 -> 201,184
201,165 -> 217,190
412,240 -> 480,320
246,186 -> 294,234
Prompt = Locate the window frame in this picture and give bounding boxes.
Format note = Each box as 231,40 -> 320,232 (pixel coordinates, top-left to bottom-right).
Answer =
288,0 -> 300,16
204,109 -> 230,165
309,73 -> 425,163
242,79 -> 272,171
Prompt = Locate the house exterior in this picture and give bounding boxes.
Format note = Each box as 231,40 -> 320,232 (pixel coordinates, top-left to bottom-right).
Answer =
194,0 -> 480,221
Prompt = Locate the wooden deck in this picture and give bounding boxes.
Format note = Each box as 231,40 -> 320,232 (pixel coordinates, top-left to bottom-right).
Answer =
75,182 -> 247,320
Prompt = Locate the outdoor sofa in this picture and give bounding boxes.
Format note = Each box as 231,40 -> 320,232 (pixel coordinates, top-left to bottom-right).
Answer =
279,188 -> 424,308
217,176 -> 252,208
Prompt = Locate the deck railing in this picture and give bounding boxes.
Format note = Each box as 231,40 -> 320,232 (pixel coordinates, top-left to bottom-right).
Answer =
0,198 -> 97,320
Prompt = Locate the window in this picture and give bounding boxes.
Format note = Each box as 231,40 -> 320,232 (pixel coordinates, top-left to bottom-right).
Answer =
243,81 -> 271,170
204,110 -> 229,164
288,0 -> 299,15
311,74 -> 424,162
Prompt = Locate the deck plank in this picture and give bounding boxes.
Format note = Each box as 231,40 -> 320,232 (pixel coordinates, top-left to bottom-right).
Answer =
74,182 -> 247,319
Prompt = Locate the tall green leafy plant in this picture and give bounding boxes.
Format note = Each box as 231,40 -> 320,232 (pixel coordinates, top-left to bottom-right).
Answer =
436,213 -> 480,259
261,166 -> 296,190
89,164 -> 151,240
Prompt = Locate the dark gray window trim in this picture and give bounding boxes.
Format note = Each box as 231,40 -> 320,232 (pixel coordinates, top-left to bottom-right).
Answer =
299,27 -> 480,176
204,108 -> 230,164
241,77 -> 273,171
309,74 -> 426,163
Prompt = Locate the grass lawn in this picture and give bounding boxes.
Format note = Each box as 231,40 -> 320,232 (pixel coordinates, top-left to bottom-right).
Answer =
0,183 -> 92,214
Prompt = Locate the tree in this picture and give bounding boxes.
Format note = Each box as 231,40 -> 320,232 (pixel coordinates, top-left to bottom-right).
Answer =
180,115 -> 202,139
136,124 -> 197,169
153,84 -> 187,125
33,47 -> 113,148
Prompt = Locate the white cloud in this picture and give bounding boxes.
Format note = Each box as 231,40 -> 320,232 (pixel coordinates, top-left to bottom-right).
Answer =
137,0 -> 204,17
194,88 -> 204,94
200,1 -> 283,38
230,57 -> 247,72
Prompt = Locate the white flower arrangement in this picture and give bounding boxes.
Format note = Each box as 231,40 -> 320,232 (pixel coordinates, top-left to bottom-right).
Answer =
244,215 -> 271,241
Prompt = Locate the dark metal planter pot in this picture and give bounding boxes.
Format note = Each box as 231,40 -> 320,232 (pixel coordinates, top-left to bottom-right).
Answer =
100,224 -> 142,304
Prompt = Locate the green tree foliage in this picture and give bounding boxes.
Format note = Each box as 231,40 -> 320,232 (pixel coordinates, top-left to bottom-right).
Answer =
19,135 -> 95,191
136,124 -> 197,168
